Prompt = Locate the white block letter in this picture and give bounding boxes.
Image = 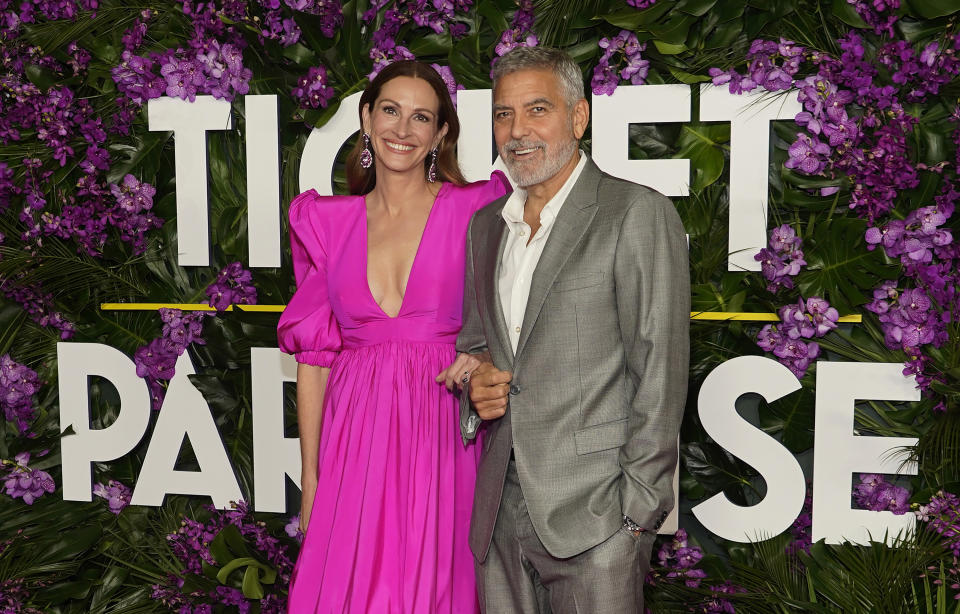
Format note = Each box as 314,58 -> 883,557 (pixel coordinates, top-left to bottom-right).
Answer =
251,348 -> 301,512
148,96 -> 232,266
699,85 -> 802,272
245,95 -> 281,268
299,92 -> 362,195
592,84 -> 692,197
813,362 -> 919,546
692,356 -> 806,542
456,89 -> 510,183
130,353 -> 242,508
58,343 -> 151,502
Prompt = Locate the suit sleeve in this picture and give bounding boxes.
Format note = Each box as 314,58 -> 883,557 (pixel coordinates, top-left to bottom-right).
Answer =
615,191 -> 690,531
456,213 -> 487,444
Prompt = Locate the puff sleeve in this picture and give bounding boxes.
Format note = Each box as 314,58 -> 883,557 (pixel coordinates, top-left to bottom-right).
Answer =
276,190 -> 342,367
476,170 -> 511,209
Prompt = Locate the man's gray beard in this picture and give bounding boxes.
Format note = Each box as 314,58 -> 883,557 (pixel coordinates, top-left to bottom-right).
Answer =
502,136 -> 579,188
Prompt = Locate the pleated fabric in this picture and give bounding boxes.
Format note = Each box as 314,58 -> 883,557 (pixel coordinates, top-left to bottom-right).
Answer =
288,342 -> 480,613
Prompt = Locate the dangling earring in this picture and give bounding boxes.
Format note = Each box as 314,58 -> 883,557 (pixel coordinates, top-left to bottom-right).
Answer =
427,147 -> 438,183
360,133 -> 373,169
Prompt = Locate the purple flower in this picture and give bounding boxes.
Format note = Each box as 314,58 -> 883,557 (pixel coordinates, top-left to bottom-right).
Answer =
0,354 -> 40,434
154,500 -> 295,610
431,64 -> 464,106
917,490 -> 960,557
284,514 -> 302,542
369,39 -> 416,81
292,65 -> 335,109
804,297 -> 839,336
785,133 -> 831,175
493,0 -> 538,59
93,479 -> 132,514
108,174 -> 161,254
2,453 -> 55,504
133,309 -> 209,410
592,31 -> 648,96
205,263 -> 258,311
756,224 -> 806,293
647,529 -> 711,589
0,279 -> 76,339
854,473 -> 911,514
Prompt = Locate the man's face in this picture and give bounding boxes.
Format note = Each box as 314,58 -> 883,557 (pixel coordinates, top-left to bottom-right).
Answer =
492,69 -> 584,188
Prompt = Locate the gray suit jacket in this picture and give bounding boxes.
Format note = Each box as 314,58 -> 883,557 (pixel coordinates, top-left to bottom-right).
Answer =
457,158 -> 690,561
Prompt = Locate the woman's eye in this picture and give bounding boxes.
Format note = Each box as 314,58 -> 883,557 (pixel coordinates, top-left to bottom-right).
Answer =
414,113 -> 429,122
382,106 -> 397,115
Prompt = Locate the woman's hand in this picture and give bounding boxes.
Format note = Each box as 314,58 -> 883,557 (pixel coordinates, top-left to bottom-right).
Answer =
435,352 -> 482,391
299,472 -> 318,533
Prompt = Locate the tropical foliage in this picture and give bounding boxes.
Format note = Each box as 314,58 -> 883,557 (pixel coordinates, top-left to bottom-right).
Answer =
1,0 -> 959,611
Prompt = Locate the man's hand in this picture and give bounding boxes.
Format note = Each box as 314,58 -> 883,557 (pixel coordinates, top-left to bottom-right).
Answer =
469,362 -> 512,420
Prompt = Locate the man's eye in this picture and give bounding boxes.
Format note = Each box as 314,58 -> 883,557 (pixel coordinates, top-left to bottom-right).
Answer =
532,106 -> 546,113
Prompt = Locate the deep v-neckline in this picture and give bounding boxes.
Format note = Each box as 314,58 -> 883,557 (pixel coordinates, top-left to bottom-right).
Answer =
362,183 -> 447,319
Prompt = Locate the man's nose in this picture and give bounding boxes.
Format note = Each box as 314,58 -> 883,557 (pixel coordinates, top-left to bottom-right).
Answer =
510,115 -> 529,140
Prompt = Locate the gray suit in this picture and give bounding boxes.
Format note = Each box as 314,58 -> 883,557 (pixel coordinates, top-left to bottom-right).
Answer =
457,159 -> 689,610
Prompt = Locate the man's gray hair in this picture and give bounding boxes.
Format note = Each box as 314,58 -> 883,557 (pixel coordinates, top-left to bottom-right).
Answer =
491,46 -> 585,108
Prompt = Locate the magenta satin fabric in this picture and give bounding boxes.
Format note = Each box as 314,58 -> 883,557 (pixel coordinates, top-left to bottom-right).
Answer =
277,172 -> 510,613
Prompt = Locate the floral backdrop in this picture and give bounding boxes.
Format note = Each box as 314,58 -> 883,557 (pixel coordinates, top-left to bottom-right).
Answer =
1,0 -> 960,612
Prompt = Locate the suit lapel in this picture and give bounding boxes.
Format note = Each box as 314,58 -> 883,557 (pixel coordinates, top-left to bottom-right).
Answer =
514,161 -> 602,362
479,205 -> 514,366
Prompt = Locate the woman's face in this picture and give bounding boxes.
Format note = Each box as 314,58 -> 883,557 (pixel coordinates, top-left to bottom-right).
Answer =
362,75 -> 448,179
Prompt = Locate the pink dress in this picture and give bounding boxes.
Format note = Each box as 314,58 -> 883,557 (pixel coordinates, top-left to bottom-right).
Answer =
277,172 -> 510,613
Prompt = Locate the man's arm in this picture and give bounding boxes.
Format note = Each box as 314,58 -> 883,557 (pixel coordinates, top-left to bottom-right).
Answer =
615,191 -> 690,531
456,215 -> 488,443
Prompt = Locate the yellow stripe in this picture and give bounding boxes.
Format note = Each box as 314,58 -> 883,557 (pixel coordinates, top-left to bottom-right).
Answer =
690,312 -> 861,323
100,303 -> 862,323
100,303 -> 285,313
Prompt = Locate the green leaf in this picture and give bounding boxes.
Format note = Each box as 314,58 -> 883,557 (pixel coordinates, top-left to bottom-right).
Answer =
904,0 -> 960,19
674,0 -> 719,17
38,525 -> 103,564
25,64 -> 57,92
598,2 -> 672,29
478,0 -> 510,33
674,124 -> 729,192
831,0 -> 870,28
281,43 -> 317,67
654,39 -> 689,54
648,12 -> 697,45
242,564 -> 265,599
216,556 -> 258,583
408,33 -> 453,57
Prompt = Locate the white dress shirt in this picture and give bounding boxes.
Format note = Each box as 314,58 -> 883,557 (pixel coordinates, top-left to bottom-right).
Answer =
499,152 -> 588,352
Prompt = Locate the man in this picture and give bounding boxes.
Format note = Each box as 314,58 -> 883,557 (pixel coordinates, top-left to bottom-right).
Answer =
456,46 -> 690,613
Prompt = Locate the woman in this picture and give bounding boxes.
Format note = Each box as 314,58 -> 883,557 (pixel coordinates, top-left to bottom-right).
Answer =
277,61 -> 510,613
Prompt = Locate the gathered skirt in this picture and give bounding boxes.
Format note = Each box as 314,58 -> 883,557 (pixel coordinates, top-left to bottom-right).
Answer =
287,341 -> 481,613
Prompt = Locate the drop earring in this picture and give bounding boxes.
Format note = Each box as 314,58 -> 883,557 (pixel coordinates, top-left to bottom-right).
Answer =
427,147 -> 438,183
360,133 -> 373,169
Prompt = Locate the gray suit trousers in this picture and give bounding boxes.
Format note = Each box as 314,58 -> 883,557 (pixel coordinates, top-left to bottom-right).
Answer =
477,461 -> 656,614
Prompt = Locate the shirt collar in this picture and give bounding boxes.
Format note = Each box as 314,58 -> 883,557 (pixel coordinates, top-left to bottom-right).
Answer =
501,151 -> 587,228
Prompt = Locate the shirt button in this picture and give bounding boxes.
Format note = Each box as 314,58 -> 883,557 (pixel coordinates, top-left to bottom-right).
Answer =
509,384 -> 521,395
515,326 -> 521,333
519,230 -> 526,236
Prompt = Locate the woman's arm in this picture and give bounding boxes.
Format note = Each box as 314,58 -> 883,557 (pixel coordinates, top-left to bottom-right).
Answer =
297,362 -> 330,531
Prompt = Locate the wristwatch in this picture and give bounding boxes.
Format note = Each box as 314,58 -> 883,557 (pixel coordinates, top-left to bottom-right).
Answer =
622,515 -> 646,537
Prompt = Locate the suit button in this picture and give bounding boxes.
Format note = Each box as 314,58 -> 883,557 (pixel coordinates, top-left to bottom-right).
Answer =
509,384 -> 521,395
